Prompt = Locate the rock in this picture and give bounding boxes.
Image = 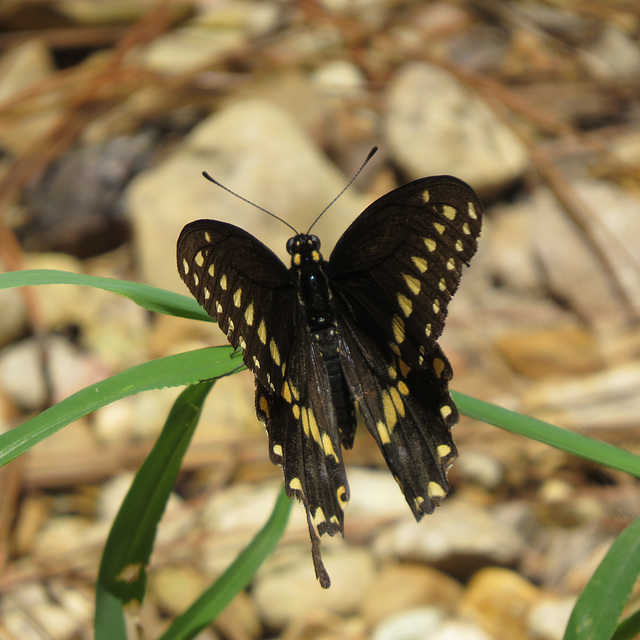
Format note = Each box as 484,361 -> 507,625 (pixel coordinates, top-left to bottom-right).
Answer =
521,361 -> 640,432
454,450 -> 504,490
0,336 -> 107,410
280,610 -> 366,640
533,180 -> 640,327
428,619 -> 493,640
127,99 -> 367,293
494,325 -> 603,379
460,567 -> 543,640
151,565 -> 207,615
373,499 -> 524,579
344,467 -> 412,521
385,63 -> 528,197
372,606 -> 443,640
527,596 -> 576,640
362,564 -> 463,628
0,39 -> 57,154
485,202 -> 543,293
586,25 -> 640,79
253,545 -> 376,630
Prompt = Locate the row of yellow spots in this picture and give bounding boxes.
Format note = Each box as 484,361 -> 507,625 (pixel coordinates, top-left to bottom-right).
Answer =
299,405 -> 339,464
375,382 -> 410,445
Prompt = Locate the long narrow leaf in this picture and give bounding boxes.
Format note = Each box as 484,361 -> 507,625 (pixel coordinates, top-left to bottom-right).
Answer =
0,269 -> 212,322
0,347 -> 241,468
453,392 -> 640,479
95,382 -> 215,639
159,485 -> 292,640
564,516 -> 640,640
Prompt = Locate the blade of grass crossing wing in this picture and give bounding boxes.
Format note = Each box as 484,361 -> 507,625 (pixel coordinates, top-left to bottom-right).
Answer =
564,515 -> 640,640
95,381 -> 215,639
159,485 -> 292,640
0,347 -> 241,468
0,269 -> 212,322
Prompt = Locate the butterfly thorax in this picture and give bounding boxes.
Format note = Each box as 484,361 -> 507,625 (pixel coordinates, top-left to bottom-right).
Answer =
287,233 -> 334,331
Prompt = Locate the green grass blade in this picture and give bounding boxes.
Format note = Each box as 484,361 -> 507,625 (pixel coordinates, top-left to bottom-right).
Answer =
0,269 -> 212,322
564,516 -> 640,640
159,485 -> 292,640
0,347 -> 240,468
612,608 -> 640,640
94,586 -> 127,640
95,382 -> 214,639
453,392 -> 640,478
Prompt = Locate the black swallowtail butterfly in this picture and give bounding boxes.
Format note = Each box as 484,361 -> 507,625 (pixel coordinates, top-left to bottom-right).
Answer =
177,156 -> 483,587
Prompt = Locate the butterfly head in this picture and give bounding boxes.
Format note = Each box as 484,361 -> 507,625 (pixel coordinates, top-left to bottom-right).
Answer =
287,233 -> 323,267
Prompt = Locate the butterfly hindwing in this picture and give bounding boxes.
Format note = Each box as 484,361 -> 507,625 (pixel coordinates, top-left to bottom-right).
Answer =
255,326 -> 350,588
337,314 -> 458,517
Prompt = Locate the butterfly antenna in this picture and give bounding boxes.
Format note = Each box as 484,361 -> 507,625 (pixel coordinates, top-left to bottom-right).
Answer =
306,146 -> 378,235
202,172 -> 299,235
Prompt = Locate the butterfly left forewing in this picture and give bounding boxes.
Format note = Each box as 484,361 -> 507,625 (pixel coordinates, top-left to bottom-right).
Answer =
329,176 -> 482,362
177,220 -> 296,394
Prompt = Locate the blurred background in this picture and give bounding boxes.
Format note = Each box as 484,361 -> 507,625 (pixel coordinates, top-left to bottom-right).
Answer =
1,1 -> 640,638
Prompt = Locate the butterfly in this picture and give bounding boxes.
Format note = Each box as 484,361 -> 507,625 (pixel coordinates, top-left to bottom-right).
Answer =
177,154 -> 483,587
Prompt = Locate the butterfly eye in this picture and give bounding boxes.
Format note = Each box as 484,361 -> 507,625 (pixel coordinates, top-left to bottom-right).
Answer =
309,235 -> 321,250
286,237 -> 296,255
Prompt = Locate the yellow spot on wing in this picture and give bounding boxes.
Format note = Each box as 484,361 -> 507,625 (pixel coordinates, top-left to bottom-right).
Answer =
428,482 -> 446,499
337,485 -> 348,503
292,404 -> 300,419
412,256 -> 428,272
425,323 -> 432,337
433,358 -> 445,377
322,433 -> 339,462
193,273 -> 199,286
392,316 -> 405,343
424,237 -> 436,252
433,222 -> 446,235
437,444 -> 452,458
446,258 -> 456,271
468,202 -> 478,219
377,420 -> 391,445
259,395 -> 269,417
258,319 -> 267,344
398,293 -> 413,317
220,274 -> 227,290
245,302 -> 254,326
273,444 -> 283,457
195,250 -> 205,267
204,287 -> 210,300
382,391 -> 398,430
462,222 -> 471,235
389,386 -> 405,417
455,239 -> 464,252
208,264 -> 215,277
422,189 -> 430,202
440,405 -> 452,419
398,380 -> 409,395
388,364 -> 397,380
270,338 -> 281,366
433,299 -> 440,314
443,205 -> 457,220
404,274 -> 421,295
233,289 -> 242,307
204,231 -> 211,242
439,278 -> 447,291
290,477 -> 303,493
182,258 -> 189,274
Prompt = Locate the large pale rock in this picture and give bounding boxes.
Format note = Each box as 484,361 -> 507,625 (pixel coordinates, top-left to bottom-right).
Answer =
385,63 -> 528,196
128,99 -> 366,293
